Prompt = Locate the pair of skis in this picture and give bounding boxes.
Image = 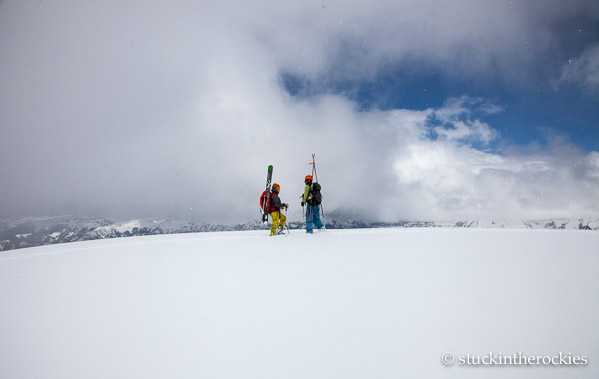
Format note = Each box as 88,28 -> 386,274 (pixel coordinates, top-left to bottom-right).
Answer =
308,153 -> 325,218
261,165 -> 273,224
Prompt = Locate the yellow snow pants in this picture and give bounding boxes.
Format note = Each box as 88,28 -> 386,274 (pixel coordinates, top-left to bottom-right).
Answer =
270,211 -> 286,236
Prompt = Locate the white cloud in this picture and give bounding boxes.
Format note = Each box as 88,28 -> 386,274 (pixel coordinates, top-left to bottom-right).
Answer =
434,119 -> 498,145
0,0 -> 597,222
385,113 -> 599,221
430,97 -> 500,145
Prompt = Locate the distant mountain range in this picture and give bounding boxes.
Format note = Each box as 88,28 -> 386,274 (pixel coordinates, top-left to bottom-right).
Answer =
1,215 -> 598,251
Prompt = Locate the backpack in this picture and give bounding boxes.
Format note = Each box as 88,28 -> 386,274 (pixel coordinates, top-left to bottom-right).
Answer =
260,190 -> 276,213
260,190 -> 269,208
308,183 -> 322,205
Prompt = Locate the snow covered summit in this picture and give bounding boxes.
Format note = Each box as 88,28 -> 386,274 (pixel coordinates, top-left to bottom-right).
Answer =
1,228 -> 597,379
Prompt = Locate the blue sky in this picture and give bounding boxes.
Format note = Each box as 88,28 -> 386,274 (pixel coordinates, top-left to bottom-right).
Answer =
283,69 -> 598,151
1,0 -> 598,221
280,17 -> 599,152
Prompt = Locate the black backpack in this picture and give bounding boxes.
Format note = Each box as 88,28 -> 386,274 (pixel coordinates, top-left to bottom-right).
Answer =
309,183 -> 322,205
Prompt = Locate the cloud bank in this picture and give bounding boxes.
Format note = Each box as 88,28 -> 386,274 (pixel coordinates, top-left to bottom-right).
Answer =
0,0 -> 598,222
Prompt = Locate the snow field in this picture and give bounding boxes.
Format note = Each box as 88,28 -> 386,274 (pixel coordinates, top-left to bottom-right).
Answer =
0,228 -> 598,379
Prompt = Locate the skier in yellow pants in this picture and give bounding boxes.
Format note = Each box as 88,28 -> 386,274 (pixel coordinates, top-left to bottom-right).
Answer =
270,210 -> 287,236
268,183 -> 288,236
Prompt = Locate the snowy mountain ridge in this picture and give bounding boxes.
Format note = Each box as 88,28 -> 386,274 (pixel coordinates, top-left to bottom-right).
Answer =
1,215 -> 597,251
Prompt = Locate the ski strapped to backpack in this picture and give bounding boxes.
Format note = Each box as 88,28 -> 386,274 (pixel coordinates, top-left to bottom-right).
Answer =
260,165 -> 273,224
308,153 -> 324,218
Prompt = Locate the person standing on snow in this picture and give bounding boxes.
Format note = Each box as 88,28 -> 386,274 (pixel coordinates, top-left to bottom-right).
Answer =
301,175 -> 324,233
266,183 -> 288,236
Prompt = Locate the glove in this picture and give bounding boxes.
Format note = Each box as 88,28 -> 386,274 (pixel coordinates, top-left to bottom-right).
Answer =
282,203 -> 289,210
301,201 -> 304,207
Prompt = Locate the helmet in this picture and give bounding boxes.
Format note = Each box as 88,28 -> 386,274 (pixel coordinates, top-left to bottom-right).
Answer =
305,175 -> 313,181
272,183 -> 280,192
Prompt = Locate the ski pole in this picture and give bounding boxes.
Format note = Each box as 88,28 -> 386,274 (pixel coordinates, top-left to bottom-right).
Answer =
284,206 -> 290,235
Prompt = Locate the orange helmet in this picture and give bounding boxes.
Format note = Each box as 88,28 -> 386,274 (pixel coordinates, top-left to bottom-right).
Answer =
305,175 -> 313,181
272,183 -> 280,192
